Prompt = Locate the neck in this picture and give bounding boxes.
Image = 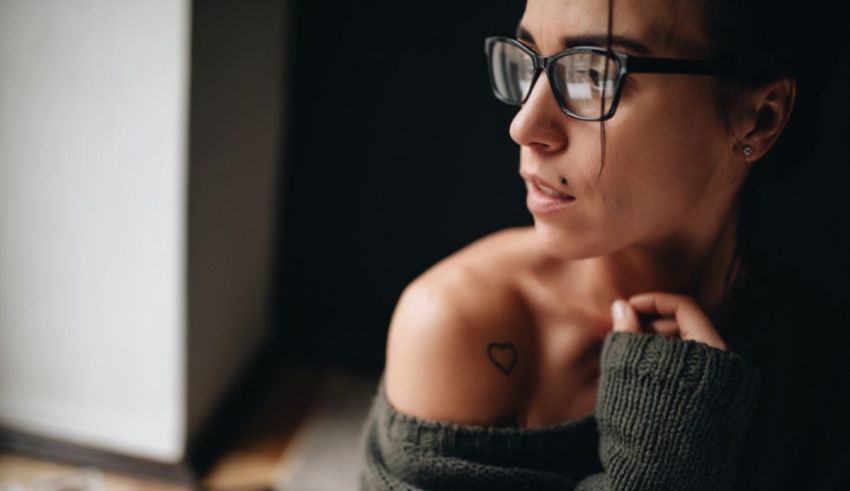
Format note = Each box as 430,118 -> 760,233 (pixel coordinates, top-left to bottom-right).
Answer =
575,204 -> 746,328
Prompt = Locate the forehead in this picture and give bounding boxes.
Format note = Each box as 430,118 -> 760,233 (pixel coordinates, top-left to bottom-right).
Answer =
520,0 -> 711,57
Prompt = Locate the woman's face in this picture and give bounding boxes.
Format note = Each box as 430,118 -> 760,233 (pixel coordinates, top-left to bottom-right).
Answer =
514,0 -> 747,259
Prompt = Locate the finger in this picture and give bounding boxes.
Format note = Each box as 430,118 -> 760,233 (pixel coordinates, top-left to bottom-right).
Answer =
648,318 -> 679,337
628,292 -> 727,350
611,299 -> 642,334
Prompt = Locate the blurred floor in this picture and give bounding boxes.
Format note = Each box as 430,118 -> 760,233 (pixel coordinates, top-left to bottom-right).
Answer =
275,372 -> 377,491
0,368 -> 380,491
0,455 -> 185,491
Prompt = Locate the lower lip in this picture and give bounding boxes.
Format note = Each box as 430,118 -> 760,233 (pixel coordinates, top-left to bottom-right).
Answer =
526,183 -> 577,214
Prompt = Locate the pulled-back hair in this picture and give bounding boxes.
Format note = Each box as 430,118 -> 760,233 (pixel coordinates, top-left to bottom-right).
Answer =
709,0 -> 849,312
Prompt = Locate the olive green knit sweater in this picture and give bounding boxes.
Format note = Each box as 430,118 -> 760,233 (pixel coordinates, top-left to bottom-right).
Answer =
359,331 -> 761,490
357,261 -> 850,490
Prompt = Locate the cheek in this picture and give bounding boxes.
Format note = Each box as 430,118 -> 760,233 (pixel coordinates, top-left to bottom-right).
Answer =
525,80 -> 729,257
593,91 -> 727,232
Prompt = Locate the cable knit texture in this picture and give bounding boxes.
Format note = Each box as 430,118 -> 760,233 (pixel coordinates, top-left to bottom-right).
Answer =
359,331 -> 761,490
583,333 -> 761,491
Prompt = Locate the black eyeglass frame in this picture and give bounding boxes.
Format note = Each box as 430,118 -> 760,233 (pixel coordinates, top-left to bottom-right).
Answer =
484,36 -> 735,121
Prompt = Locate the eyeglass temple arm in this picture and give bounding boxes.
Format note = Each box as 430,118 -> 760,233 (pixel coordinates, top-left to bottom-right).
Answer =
625,56 -> 736,76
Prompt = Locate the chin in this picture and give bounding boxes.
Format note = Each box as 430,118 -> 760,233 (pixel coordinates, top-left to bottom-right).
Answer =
532,220 -> 610,260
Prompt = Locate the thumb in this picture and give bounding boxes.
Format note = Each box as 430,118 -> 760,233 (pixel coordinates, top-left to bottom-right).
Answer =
611,299 -> 641,333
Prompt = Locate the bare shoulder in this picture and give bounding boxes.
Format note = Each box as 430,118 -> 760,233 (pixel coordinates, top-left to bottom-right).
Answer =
384,226 -> 541,426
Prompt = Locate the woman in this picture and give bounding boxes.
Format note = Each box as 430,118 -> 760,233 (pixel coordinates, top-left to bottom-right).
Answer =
359,0 -> 849,489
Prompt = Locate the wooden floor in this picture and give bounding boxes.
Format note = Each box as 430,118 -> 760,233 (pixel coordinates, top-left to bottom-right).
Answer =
0,367 -> 344,491
0,455 -> 187,491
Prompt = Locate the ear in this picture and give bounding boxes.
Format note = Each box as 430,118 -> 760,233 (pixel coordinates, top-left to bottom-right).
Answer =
736,77 -> 797,161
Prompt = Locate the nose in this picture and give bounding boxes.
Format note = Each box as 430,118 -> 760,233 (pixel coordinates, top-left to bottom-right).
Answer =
508,71 -> 568,154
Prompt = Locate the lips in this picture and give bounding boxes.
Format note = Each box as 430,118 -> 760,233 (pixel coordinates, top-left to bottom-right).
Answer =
519,170 -> 575,199
522,172 -> 577,215
531,177 -> 574,200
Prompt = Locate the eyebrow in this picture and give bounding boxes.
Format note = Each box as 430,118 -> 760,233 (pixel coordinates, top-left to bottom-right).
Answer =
516,25 -> 653,56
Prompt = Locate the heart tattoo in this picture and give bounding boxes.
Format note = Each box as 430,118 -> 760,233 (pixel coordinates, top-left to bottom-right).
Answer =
487,342 -> 518,376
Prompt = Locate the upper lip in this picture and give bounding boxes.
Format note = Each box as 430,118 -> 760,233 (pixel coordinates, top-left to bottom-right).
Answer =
520,171 -> 576,199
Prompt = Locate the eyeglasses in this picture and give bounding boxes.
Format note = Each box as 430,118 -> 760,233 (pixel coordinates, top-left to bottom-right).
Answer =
484,36 -> 735,121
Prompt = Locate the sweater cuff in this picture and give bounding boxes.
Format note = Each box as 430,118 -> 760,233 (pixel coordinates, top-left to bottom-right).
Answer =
595,332 -> 761,489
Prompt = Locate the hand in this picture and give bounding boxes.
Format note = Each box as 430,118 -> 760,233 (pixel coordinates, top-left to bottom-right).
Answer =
610,292 -> 728,352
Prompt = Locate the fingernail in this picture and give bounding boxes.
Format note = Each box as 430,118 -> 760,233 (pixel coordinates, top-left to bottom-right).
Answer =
611,300 -> 627,322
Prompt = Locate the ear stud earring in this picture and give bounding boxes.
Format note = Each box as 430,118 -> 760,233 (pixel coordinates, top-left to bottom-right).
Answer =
742,144 -> 753,157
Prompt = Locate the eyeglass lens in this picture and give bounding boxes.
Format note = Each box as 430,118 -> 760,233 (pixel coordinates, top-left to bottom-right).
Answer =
489,40 -> 620,119
489,41 -> 535,103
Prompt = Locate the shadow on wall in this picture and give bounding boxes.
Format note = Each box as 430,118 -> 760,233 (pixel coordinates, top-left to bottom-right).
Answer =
274,0 -> 527,371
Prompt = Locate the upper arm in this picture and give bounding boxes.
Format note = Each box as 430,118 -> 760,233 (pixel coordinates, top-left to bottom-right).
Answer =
384,264 -> 532,426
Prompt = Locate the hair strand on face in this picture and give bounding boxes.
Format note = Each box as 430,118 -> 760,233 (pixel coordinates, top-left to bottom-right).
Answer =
597,0 -> 615,181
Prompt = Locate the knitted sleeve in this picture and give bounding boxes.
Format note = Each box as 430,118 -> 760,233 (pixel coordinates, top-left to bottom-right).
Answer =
575,331 -> 761,491
358,331 -> 761,490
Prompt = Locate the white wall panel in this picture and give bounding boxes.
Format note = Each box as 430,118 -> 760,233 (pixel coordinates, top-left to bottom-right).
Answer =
0,0 -> 191,461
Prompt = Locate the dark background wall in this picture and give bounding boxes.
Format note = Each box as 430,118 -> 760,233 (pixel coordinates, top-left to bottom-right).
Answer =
272,1 -> 850,373
273,1 -> 529,371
